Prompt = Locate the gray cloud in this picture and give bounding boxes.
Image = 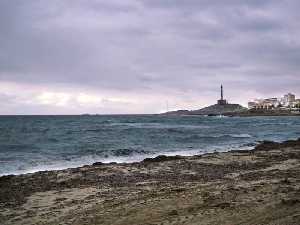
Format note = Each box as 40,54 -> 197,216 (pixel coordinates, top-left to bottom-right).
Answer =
0,0 -> 299,114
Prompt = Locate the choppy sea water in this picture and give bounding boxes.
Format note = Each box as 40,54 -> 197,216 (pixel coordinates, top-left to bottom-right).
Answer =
0,115 -> 299,176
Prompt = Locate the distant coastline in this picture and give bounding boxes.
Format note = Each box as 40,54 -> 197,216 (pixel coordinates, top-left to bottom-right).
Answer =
162,85 -> 300,117
161,109 -> 300,117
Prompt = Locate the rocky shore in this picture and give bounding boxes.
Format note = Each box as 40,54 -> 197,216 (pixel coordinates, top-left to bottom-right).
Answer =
1,139 -> 300,225
161,107 -> 300,117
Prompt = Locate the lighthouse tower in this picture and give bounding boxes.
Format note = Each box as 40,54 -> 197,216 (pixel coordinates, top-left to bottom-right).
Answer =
217,85 -> 228,105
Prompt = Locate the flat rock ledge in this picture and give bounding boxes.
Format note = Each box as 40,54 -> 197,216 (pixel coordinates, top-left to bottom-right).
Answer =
1,138 -> 300,225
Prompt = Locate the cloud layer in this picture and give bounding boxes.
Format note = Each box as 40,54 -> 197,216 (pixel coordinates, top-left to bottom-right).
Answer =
0,0 -> 299,114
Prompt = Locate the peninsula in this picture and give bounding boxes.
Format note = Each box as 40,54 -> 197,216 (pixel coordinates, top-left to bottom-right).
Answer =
163,85 -> 300,116
163,85 -> 247,116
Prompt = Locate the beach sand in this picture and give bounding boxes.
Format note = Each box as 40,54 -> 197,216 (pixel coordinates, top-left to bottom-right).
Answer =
1,139 -> 300,225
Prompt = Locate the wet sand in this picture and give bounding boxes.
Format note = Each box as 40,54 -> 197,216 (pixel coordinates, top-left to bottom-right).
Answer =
1,139 -> 300,225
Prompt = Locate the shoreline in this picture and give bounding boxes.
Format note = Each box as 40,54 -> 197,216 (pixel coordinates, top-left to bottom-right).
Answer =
0,144 -> 255,178
1,138 -> 300,225
162,112 -> 300,117
1,136 -> 297,178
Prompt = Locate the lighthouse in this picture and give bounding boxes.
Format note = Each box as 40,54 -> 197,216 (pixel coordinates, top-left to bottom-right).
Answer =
217,85 -> 228,105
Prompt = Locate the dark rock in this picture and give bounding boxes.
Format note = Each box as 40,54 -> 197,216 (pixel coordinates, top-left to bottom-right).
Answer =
229,149 -> 252,154
281,199 -> 300,206
281,178 -> 291,184
171,188 -> 186,193
92,162 -> 104,166
142,155 -> 182,163
254,141 -> 281,151
168,210 -> 179,216
0,175 -> 15,183
281,139 -> 300,148
254,139 -> 300,151
212,202 -> 231,209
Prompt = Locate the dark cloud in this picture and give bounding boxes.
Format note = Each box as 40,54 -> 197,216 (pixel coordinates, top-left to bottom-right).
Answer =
0,0 -> 299,114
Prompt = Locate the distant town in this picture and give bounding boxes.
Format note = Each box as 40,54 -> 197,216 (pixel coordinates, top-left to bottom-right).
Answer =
163,86 -> 300,116
248,93 -> 300,111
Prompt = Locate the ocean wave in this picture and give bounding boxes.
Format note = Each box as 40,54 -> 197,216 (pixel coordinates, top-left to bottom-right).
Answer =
0,144 -> 38,152
228,134 -> 252,138
207,134 -> 252,138
256,122 -> 294,126
178,134 -> 252,142
84,128 -> 105,132
0,152 -> 154,176
109,122 -> 210,130
112,148 -> 150,156
167,128 -> 186,133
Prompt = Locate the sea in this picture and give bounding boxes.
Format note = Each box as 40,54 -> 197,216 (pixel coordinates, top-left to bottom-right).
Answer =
0,115 -> 299,176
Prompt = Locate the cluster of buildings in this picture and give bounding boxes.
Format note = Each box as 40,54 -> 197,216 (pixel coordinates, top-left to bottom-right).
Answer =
248,93 -> 300,110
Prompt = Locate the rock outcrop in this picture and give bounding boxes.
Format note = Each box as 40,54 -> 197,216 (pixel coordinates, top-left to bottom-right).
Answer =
162,104 -> 247,116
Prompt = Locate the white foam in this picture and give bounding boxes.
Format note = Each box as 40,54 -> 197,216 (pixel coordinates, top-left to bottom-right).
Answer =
229,134 -> 252,138
0,145 -> 256,177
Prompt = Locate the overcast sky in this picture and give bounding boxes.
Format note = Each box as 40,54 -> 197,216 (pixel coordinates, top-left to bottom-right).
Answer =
1,0 -> 299,114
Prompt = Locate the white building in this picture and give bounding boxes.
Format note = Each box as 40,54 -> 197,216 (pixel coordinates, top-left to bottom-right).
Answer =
248,93 -> 297,110
282,93 -> 296,106
292,99 -> 300,108
248,98 -> 278,109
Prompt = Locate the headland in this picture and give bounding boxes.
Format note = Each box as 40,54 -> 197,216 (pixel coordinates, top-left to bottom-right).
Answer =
162,85 -> 300,116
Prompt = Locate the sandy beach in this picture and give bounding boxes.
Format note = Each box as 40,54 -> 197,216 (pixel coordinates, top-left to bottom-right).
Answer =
1,139 -> 300,225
